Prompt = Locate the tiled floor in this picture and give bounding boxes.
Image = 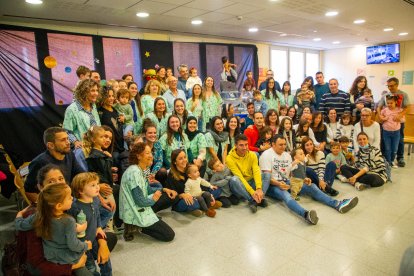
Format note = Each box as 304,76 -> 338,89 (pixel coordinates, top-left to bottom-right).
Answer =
110,158 -> 414,276
1,158 -> 413,275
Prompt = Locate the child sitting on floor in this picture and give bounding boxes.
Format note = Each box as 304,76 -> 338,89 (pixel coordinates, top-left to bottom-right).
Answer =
185,164 -> 221,217
326,142 -> 348,183
339,136 -> 355,166
208,158 -> 236,207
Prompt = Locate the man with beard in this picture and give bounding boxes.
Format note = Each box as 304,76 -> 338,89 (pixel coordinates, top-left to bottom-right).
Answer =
24,127 -> 85,202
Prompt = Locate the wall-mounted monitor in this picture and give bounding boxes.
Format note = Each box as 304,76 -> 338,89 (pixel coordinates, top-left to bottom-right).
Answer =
366,43 -> 400,64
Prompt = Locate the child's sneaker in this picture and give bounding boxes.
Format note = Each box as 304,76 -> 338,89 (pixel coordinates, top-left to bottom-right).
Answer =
304,210 -> 319,225
105,218 -> 114,233
337,175 -> 348,183
355,182 -> 367,191
336,197 -> 359,213
190,210 -> 203,217
392,161 -> 399,169
205,208 -> 216,217
211,200 -> 222,209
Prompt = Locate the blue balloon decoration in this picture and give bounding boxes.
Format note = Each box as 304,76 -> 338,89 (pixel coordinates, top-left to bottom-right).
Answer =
65,66 -> 72,73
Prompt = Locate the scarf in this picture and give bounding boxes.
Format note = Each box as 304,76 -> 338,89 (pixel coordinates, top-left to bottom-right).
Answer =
208,129 -> 229,144
185,116 -> 201,141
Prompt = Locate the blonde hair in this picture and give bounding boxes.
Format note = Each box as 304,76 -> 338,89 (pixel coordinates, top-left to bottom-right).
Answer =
34,183 -> 70,240
144,79 -> 161,95
71,172 -> 100,199
82,126 -> 105,157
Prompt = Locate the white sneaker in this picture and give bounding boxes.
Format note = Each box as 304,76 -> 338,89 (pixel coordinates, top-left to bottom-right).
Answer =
392,161 -> 399,169
355,182 -> 366,191
337,175 -> 348,183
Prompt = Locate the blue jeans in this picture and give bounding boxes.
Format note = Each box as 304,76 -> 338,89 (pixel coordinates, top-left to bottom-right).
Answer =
382,129 -> 404,165
383,129 -> 401,163
172,198 -> 201,212
228,172 -> 271,202
99,205 -> 114,229
266,181 -> 338,217
397,123 -> 405,160
306,163 -> 336,187
86,239 -> 112,276
324,161 -> 338,186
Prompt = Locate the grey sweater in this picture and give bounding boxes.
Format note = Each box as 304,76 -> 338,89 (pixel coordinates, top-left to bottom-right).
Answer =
209,167 -> 232,197
15,214 -> 88,265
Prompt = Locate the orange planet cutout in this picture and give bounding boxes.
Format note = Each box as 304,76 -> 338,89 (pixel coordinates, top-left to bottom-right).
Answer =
44,56 -> 57,68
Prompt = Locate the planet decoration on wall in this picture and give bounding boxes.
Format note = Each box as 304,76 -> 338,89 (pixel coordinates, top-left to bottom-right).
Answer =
65,66 -> 72,73
44,56 -> 57,69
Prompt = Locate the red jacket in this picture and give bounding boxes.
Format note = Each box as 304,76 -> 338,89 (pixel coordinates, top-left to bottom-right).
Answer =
244,125 -> 260,152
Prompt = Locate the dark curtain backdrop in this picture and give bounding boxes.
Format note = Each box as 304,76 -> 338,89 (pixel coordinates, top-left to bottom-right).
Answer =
0,24 -> 258,167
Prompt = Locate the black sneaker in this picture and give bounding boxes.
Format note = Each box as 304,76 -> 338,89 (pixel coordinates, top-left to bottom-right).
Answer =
258,198 -> 268,208
228,195 -> 240,205
248,201 -> 258,213
398,159 -> 406,167
304,210 -> 319,225
336,197 -> 359,214
325,186 -> 339,197
218,196 -> 232,208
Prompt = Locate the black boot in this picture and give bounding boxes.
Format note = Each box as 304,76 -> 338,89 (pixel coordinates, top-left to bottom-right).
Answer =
123,223 -> 135,241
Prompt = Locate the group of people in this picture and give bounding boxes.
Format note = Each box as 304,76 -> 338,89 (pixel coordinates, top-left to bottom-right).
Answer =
15,63 -> 409,275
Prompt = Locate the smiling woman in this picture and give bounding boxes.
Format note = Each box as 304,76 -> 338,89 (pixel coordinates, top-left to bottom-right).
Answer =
63,79 -> 101,147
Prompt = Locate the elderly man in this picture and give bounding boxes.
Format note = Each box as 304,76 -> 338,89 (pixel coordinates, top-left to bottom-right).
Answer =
319,78 -> 350,118
176,64 -> 190,98
377,77 -> 410,167
163,76 -> 187,111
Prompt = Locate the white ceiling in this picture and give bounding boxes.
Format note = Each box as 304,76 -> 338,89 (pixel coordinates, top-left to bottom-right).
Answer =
0,0 -> 413,49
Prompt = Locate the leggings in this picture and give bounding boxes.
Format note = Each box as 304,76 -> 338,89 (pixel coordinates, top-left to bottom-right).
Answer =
340,165 -> 385,187
141,220 -> 175,242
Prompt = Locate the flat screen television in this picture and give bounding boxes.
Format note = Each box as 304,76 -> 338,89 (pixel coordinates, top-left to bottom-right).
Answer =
366,43 -> 400,64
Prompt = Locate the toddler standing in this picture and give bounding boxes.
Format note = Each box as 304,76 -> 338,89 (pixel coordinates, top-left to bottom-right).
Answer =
379,95 -> 402,168
68,172 -> 115,276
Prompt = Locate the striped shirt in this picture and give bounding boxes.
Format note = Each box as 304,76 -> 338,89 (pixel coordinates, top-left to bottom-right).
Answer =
355,146 -> 387,182
305,150 -> 326,180
319,91 -> 351,117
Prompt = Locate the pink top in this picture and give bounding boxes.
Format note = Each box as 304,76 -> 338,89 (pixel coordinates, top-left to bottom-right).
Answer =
381,107 -> 402,131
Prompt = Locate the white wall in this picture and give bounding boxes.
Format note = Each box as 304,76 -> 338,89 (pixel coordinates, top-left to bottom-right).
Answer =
323,41 -> 414,101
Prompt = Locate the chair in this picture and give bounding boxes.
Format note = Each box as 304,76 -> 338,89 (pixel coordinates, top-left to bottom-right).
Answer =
403,105 -> 414,155
0,144 -> 31,209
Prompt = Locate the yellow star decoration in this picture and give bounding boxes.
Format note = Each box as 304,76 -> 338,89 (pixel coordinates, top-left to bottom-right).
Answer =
145,51 -> 150,58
